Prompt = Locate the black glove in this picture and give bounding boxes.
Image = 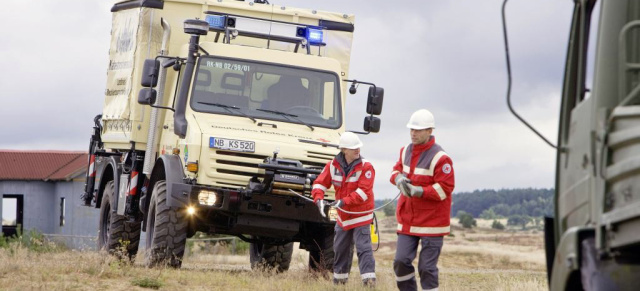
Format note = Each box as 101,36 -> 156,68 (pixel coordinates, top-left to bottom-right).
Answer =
316,199 -> 326,218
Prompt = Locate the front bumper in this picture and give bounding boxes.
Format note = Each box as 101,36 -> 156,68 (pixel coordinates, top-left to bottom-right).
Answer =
167,182 -> 334,239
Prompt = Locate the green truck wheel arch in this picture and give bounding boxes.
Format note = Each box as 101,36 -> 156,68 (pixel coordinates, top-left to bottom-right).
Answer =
549,226 -> 594,291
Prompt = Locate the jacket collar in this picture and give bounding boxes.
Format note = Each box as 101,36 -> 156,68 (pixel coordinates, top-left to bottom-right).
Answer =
335,152 -> 363,176
413,136 -> 435,151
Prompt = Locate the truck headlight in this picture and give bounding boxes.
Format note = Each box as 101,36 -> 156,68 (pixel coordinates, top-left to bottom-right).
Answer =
187,206 -> 196,215
198,190 -> 218,206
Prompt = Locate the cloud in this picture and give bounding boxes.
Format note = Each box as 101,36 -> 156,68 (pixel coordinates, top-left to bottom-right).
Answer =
0,0 -> 575,199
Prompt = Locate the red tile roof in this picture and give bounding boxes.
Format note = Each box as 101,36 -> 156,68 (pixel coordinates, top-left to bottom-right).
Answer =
0,150 -> 88,181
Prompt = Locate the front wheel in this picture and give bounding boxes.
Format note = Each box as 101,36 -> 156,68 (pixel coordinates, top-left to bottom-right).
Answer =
144,180 -> 188,268
308,227 -> 335,272
249,241 -> 294,272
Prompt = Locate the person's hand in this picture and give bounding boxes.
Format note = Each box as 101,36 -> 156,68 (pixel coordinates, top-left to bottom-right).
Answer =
406,184 -> 423,198
394,174 -> 411,197
330,199 -> 344,208
395,174 -> 411,197
316,199 -> 326,217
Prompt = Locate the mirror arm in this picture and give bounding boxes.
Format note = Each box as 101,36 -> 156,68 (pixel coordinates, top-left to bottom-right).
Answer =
150,104 -> 175,112
347,130 -> 370,135
349,112 -> 376,135
343,79 -> 376,92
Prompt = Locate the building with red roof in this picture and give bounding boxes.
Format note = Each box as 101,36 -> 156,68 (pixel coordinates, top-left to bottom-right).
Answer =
1,150 -> 98,249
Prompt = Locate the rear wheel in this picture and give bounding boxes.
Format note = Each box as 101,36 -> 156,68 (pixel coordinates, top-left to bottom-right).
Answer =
249,241 -> 294,272
145,180 -> 188,268
97,181 -> 141,260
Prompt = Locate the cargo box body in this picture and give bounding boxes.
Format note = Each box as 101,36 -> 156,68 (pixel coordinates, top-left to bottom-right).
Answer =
102,0 -> 355,150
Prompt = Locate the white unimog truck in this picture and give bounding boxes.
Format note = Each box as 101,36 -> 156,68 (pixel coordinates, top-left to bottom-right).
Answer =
82,0 -> 384,271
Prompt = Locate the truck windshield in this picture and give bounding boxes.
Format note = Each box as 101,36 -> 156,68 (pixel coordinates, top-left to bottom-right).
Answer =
190,56 -> 342,129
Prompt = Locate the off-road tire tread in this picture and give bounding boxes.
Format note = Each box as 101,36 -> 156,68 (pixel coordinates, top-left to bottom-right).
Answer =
100,181 -> 141,260
309,230 -> 335,271
145,181 -> 187,268
250,242 -> 294,272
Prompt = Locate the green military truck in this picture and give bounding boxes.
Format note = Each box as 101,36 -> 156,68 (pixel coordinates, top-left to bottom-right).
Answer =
505,0 -> 640,289
82,0 -> 384,271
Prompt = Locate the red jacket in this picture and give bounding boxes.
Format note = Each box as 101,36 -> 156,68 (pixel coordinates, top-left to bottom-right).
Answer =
312,156 -> 375,230
390,137 -> 455,236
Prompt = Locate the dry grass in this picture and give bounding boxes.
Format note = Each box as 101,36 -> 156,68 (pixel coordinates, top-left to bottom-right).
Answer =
0,218 -> 547,290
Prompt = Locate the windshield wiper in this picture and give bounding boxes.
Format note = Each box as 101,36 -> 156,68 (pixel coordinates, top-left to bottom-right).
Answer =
198,102 -> 256,123
256,109 -> 314,131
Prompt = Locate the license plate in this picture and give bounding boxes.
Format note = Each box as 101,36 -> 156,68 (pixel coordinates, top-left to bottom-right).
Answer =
210,137 -> 255,153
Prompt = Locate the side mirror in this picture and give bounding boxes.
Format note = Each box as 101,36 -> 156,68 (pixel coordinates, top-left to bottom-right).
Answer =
366,86 -> 384,115
138,88 -> 157,105
363,116 -> 381,133
141,59 -> 160,87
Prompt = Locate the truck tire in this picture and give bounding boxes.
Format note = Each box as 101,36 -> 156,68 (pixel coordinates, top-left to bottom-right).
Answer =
249,241 -> 294,272
308,228 -> 335,272
144,180 -> 188,268
97,181 -> 141,260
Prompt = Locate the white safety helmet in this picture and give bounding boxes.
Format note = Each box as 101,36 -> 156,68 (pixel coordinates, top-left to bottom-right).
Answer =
406,109 -> 435,130
339,132 -> 363,149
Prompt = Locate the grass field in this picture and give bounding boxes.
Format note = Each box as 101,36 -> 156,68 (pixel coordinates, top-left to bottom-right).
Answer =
0,218 -> 547,290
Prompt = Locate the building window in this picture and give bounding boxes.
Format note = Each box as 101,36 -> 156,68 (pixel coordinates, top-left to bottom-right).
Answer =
60,197 -> 66,227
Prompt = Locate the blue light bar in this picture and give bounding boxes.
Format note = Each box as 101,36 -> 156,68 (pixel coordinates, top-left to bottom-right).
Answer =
306,28 -> 324,45
206,15 -> 226,30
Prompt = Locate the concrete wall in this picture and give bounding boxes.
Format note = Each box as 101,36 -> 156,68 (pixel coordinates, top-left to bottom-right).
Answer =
1,180 -> 100,249
1,181 -> 55,233
51,180 -> 100,249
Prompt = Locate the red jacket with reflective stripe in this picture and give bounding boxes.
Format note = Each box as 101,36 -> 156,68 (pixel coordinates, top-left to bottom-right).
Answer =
389,137 -> 455,236
312,158 -> 376,230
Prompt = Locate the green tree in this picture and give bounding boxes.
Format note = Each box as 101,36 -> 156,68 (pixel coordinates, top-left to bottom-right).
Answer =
491,220 -> 505,230
383,200 -> 396,217
507,215 -> 532,230
479,208 -> 499,219
456,211 -> 477,229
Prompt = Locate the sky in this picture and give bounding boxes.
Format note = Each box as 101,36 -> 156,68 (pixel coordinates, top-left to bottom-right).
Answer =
0,0 -> 578,200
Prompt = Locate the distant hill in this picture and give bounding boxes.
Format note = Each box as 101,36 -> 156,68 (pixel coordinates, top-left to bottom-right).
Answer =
451,188 -> 554,218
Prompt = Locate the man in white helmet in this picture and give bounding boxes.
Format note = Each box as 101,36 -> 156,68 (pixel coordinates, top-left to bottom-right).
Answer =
390,109 -> 455,291
312,131 -> 376,287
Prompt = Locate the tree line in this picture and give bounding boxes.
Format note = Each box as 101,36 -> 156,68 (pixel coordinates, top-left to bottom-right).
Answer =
375,188 -> 554,229
451,188 -> 553,218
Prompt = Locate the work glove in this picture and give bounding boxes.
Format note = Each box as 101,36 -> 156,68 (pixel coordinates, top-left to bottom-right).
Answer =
394,174 -> 411,197
316,199 -> 327,218
406,184 -> 424,198
330,199 -> 344,208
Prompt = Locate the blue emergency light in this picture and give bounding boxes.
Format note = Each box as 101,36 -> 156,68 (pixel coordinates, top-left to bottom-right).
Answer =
206,15 -> 226,30
306,28 -> 324,45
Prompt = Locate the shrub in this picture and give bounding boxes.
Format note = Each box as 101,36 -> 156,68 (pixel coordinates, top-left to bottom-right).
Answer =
491,220 -> 505,230
457,211 -> 477,229
383,200 -> 396,217
131,277 -> 163,289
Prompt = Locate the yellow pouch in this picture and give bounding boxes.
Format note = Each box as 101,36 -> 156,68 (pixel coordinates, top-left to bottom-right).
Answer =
370,223 -> 378,244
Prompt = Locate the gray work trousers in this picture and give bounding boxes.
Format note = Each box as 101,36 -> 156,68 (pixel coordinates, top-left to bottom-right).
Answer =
333,224 -> 376,283
394,234 -> 443,291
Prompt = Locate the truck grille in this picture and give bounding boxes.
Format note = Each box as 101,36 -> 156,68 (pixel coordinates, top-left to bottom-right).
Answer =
209,150 -> 334,197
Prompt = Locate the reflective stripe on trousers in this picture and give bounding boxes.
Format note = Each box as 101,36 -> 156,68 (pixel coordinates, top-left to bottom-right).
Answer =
394,234 -> 443,291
